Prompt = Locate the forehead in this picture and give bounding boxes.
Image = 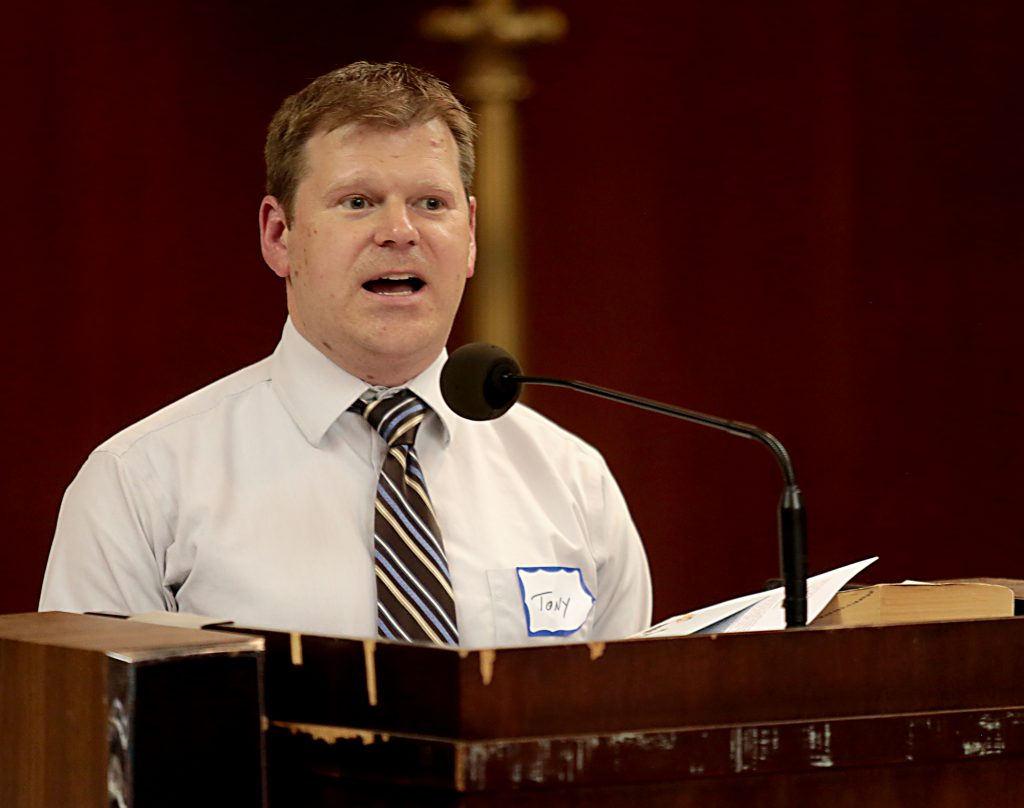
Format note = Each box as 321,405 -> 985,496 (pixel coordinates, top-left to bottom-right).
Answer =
301,118 -> 460,179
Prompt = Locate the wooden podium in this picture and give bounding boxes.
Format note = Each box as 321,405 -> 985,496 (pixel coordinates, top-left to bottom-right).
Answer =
5,613 -> 1024,806
238,616 -> 1024,806
0,612 -> 265,808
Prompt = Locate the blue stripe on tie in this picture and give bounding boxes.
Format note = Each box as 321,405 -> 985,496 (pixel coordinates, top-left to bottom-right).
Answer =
375,538 -> 457,635
405,461 -> 427,487
375,549 -> 456,644
376,551 -> 457,645
379,397 -> 424,442
377,480 -> 449,574
379,469 -> 444,560
377,603 -> 409,641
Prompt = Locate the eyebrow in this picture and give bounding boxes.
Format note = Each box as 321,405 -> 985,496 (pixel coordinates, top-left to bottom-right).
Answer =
321,176 -> 461,201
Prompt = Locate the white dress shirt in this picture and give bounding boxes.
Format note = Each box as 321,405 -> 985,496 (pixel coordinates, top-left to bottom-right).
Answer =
40,320 -> 652,647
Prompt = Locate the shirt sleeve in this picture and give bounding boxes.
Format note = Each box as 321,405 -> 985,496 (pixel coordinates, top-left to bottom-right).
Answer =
589,457 -> 653,640
39,449 -> 176,615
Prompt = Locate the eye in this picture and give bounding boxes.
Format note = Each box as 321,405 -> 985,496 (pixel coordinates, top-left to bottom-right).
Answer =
340,195 -> 370,210
419,197 -> 446,212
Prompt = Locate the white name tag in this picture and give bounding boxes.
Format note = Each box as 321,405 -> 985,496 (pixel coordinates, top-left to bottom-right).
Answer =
516,566 -> 595,637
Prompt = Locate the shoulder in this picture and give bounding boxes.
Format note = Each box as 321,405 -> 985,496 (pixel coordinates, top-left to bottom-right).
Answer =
507,403 -> 602,454
464,402 -> 612,476
96,358 -> 273,458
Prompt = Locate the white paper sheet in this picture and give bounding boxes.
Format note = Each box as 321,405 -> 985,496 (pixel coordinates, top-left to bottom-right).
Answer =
635,557 -> 878,638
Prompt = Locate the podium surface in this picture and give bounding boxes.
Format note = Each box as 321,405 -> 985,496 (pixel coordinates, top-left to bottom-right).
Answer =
4,613 -> 1024,806
236,616 -> 1024,806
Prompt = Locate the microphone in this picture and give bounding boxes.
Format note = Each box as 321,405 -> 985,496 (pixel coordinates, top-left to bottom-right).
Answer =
440,343 -> 809,629
439,342 -> 524,421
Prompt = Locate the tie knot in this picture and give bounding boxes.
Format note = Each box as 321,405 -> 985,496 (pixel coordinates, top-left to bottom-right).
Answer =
361,390 -> 427,447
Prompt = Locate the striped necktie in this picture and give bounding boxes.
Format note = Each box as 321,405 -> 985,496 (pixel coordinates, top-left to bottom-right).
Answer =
357,390 -> 458,645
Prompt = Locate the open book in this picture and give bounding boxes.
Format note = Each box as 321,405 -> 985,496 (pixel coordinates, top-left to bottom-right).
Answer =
636,557 -> 878,638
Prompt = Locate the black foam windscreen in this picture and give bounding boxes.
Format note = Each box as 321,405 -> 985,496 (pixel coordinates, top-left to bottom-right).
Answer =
440,343 -> 523,421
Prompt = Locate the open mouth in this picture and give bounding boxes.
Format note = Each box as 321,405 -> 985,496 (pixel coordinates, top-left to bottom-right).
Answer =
362,274 -> 425,296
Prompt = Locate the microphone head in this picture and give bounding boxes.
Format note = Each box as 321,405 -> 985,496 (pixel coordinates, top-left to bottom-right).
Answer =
441,343 -> 523,421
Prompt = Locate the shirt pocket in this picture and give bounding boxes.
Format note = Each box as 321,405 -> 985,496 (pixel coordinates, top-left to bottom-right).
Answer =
486,567 -> 595,647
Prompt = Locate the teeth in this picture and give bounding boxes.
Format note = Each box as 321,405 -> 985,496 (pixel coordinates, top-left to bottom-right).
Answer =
363,274 -> 424,297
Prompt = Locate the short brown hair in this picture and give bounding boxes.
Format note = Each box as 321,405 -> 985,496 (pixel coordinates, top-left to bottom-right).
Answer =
265,61 -> 476,223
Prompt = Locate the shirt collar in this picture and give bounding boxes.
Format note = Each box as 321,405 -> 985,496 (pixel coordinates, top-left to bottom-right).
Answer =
405,351 -> 458,447
269,318 -> 459,447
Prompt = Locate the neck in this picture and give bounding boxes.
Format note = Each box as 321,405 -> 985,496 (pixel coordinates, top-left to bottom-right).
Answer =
289,320 -> 439,387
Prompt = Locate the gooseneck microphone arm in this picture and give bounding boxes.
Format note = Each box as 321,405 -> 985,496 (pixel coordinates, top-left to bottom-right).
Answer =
439,343 -> 808,629
512,374 -> 807,628
515,375 -> 795,482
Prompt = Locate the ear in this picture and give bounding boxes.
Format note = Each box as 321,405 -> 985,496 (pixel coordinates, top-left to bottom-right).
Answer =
466,196 -> 477,279
260,195 -> 291,278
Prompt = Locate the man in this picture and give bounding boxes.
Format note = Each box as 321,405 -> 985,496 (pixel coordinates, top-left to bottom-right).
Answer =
39,62 -> 651,647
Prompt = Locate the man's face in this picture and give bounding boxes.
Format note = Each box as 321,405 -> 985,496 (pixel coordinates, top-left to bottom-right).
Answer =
260,118 -> 476,385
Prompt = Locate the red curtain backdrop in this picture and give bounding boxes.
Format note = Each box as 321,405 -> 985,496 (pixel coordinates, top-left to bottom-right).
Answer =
3,1 -> 1022,622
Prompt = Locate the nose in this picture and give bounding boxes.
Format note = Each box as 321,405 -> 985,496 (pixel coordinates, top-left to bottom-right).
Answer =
374,200 -> 418,247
